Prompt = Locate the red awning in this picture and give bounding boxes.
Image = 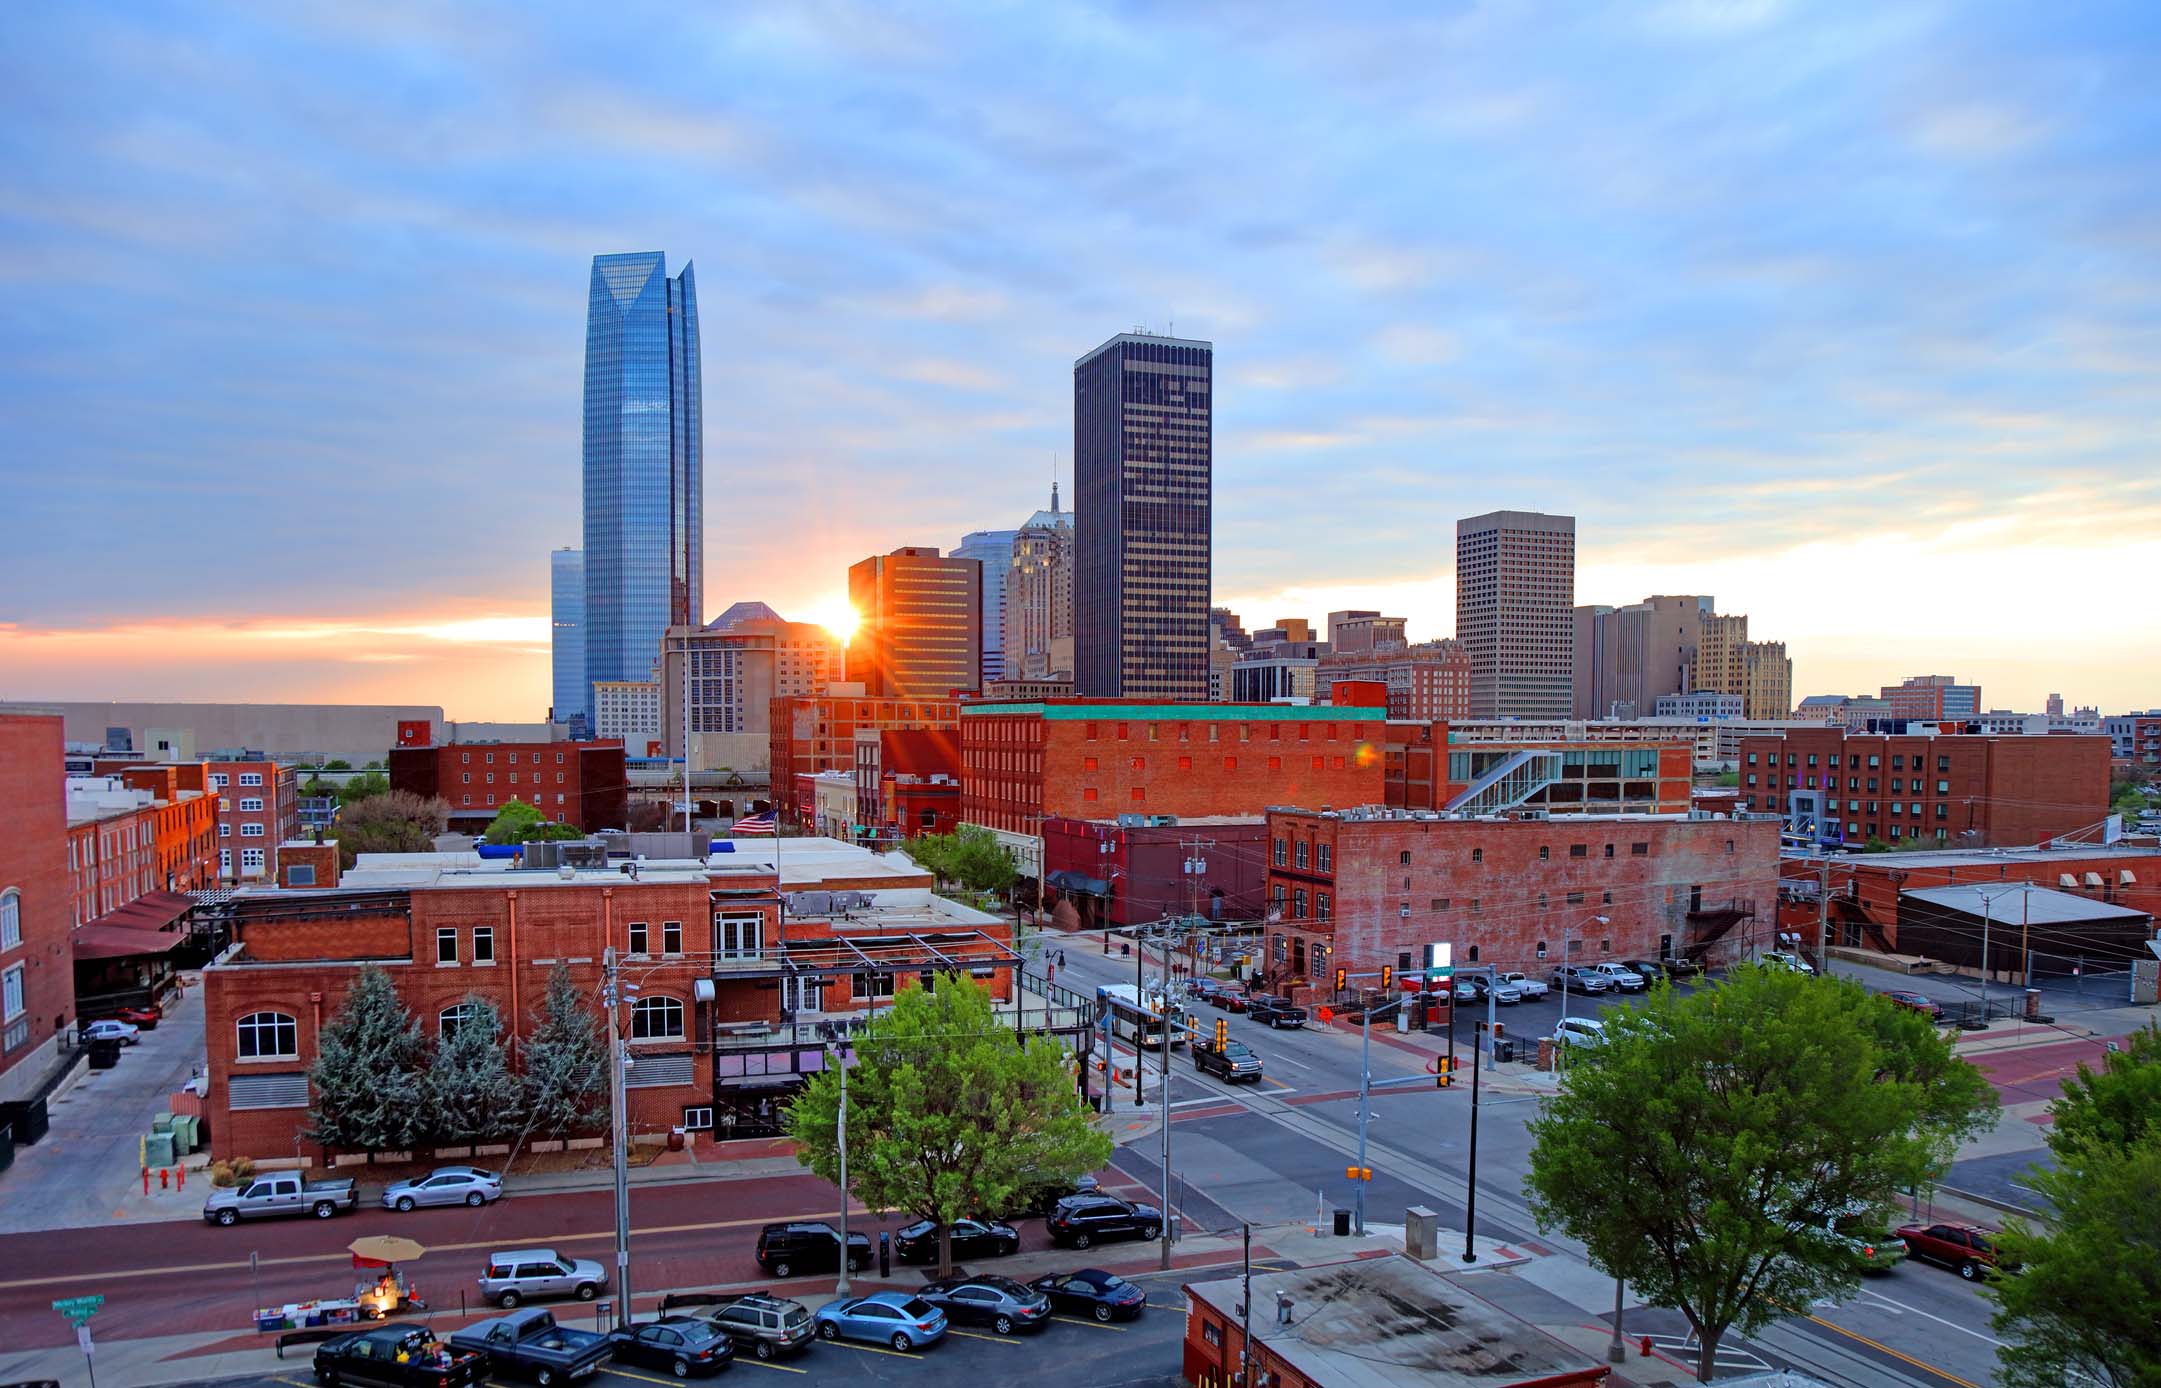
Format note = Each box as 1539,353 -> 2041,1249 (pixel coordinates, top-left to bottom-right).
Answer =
85,890 -> 195,933
72,922 -> 189,960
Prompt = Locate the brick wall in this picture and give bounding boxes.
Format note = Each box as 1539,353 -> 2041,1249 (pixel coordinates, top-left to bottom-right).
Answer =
0,716 -> 73,1103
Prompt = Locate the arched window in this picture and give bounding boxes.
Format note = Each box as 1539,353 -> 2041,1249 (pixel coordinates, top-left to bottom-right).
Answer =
439,1002 -> 491,1039
236,1011 -> 297,1060
631,996 -> 685,1041
0,888 -> 19,950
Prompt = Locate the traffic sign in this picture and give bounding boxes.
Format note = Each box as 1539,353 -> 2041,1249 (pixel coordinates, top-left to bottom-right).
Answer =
53,1294 -> 103,1327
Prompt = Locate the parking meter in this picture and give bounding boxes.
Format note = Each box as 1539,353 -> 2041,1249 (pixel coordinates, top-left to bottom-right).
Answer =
878,1231 -> 891,1279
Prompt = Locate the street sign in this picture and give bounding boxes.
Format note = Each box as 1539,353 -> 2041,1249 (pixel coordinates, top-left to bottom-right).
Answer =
1423,942 -> 1454,981
54,1294 -> 103,1328
77,1324 -> 94,1356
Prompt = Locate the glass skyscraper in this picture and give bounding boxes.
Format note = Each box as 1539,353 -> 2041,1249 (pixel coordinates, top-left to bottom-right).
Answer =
1074,332 -> 1213,699
550,547 -> 588,732
583,252 -> 702,703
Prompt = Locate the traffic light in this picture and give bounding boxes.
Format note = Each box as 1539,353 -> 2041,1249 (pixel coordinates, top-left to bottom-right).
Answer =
1334,966 -> 1347,993
1435,1056 -> 1453,1089
1379,965 -> 1393,992
1214,1018 -> 1228,1053
1343,1165 -> 1373,1181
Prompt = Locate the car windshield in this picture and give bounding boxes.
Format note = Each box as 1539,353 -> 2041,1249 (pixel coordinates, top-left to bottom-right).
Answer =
898,1298 -> 935,1318
1224,1043 -> 1252,1057
1089,1273 -> 1127,1290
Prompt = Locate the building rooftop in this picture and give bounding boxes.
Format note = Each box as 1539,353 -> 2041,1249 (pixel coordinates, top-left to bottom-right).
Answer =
1839,844 -> 2161,869
1902,883 -> 2150,923
1282,805 -> 1725,826
1186,1255 -> 1603,1388
963,701 -> 1385,721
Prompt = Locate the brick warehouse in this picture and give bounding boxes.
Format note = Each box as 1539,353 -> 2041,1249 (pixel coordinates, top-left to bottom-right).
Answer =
1383,719 -> 1694,815
1262,807 -> 1780,996
1738,728 -> 2112,849
1,715 -> 76,1106
390,735 -> 628,834
960,700 -> 1386,882
770,690 -> 961,827
199,848 -> 1034,1160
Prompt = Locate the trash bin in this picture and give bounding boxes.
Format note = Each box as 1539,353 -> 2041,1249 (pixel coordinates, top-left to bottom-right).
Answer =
1332,1208 -> 1352,1236
878,1231 -> 892,1279
88,1039 -> 122,1070
0,1098 -> 49,1145
1493,1037 -> 1518,1064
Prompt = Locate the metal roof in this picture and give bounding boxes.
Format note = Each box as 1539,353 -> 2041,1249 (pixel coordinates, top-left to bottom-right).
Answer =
1900,884 -> 2150,924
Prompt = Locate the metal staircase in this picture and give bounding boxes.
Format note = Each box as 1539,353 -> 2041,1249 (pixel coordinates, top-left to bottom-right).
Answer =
1444,749 -> 1564,816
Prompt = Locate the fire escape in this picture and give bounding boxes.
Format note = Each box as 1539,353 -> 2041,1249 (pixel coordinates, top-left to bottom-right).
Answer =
1683,897 -> 1757,960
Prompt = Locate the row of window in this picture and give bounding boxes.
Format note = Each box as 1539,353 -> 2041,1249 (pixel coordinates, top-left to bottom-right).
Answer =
209,772 -> 266,788
461,772 -> 567,785
1749,751 -> 1953,772
218,823 -> 267,838
234,995 -> 692,1062
460,750 -> 568,765
1754,775 -> 1952,794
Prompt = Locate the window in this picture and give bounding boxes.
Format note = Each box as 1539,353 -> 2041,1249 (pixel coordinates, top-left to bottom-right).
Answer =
239,772 -> 263,787
1223,756 -> 1237,770
631,996 -> 685,1040
287,864 -> 316,885
235,1010 -> 298,1060
238,797 -> 263,812
662,921 -> 682,954
219,848 -> 232,874
682,1106 -> 714,1130
1430,897 -> 1450,910
1130,787 -> 1145,802
1471,848 -> 1482,863
1273,838 -> 1287,867
1295,841 -> 1309,870
1538,845 -> 1549,861
439,1002 -> 488,1038
1569,844 -> 1587,858
1535,940 -> 1548,959
1317,892 -> 1330,921
1268,756 -> 1281,770
1398,850 -> 1412,865
719,913 -> 763,960
852,971 -> 896,999
1203,1321 -> 1223,1348
1601,937 -> 1612,953
1630,842 -> 1649,856
241,848 -> 264,872
1292,888 -> 1307,920
437,927 -> 458,964
240,823 -> 265,838
210,773 -> 229,788
0,889 -> 18,950
1603,889 -> 1613,904
1083,757 -> 1098,771
1317,843 -> 1331,872
627,920 -> 650,954
2,964 -> 25,1023
1566,890 -> 1584,905
473,926 -> 494,963
1178,756 -> 1192,771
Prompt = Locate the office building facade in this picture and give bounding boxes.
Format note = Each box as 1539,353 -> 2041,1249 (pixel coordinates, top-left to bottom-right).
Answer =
582,252 -> 702,703
847,547 -> 982,698
1005,488 -> 1073,680
953,529 -> 1018,687
1074,332 -> 1213,699
1456,510 -> 1575,719
550,548 -> 587,730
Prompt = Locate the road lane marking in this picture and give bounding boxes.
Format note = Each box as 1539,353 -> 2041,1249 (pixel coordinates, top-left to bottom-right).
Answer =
944,1328 -> 1023,1345
1769,1296 -> 1984,1388
1052,1315 -> 1129,1332
816,1336 -> 928,1359
1851,1290 -> 2007,1346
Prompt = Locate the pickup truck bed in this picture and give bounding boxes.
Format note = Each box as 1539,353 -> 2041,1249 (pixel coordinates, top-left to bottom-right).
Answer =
451,1308 -> 614,1385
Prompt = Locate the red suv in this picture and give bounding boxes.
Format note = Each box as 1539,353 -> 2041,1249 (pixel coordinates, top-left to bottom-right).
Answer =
1894,1222 -> 2011,1280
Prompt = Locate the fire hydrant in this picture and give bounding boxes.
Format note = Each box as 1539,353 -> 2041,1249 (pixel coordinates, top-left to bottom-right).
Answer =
1639,1335 -> 1652,1357
159,1167 -> 169,1190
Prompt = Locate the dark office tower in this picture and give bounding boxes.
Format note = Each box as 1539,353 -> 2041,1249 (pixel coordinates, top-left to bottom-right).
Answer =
583,251 -> 702,699
1073,332 -> 1213,699
1456,510 -> 1576,718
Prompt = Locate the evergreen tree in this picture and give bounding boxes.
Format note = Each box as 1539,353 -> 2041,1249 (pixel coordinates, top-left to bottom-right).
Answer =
424,993 -> 525,1146
524,963 -> 609,1139
303,966 -> 427,1158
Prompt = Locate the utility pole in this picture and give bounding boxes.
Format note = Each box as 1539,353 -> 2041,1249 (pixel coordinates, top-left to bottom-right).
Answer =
602,947 -> 634,1331
833,1042 -> 852,1297
1460,964 -> 1495,1263
1816,855 -> 1831,972
1239,1223 -> 1252,1388
1159,971 -> 1174,1270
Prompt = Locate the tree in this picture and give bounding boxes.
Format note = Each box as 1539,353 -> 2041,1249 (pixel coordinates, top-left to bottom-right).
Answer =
335,791 -> 450,867
626,800 -> 675,833
1525,966 -> 1996,1382
785,975 -> 1110,1277
1988,1024 -> 2161,1387
907,827 -> 1017,895
424,994 -> 525,1147
336,770 -> 390,807
483,798 -> 584,845
325,759 -> 353,771
304,966 -> 427,1159
524,964 -> 609,1140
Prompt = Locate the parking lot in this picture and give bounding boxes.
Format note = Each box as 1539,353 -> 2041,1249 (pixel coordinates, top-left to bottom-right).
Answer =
189,1265 -> 1197,1388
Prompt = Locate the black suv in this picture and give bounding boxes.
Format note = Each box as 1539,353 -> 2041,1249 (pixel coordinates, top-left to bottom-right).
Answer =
754,1221 -> 870,1278
1193,1039 -> 1263,1082
1247,996 -> 1308,1029
1045,1194 -> 1163,1249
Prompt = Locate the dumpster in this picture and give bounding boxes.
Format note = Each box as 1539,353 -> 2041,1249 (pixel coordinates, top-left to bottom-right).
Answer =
0,1098 -> 50,1144
153,1113 -> 174,1134
144,1131 -> 176,1167
88,1039 -> 122,1070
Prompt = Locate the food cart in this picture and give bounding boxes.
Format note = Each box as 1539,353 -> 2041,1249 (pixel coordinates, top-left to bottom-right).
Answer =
253,1235 -> 431,1330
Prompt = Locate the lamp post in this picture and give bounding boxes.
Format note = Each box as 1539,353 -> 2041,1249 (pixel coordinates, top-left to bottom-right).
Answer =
1555,914 -> 1611,1067
830,1040 -> 852,1298
1342,967 -> 1404,1237
601,949 -> 637,1331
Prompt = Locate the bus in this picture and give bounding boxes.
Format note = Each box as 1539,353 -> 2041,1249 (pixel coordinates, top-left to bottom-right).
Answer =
1097,983 -> 1190,1050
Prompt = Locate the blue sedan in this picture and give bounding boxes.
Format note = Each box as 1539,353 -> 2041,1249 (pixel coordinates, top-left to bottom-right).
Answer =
812,1292 -> 947,1353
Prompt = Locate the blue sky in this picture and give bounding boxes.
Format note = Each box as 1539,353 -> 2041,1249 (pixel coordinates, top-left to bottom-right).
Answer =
3,2 -> 2158,718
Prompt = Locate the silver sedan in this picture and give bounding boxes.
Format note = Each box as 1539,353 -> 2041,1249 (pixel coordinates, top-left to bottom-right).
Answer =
382,1165 -> 503,1211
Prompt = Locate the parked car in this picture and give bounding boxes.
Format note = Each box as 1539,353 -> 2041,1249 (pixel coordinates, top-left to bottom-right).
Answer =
1817,1212 -> 1909,1274
1882,990 -> 1945,1021
81,1019 -> 139,1046
1004,1174 -> 1101,1220
1620,961 -> 1672,985
1028,1267 -> 1148,1322
1247,996 -> 1308,1029
1549,965 -> 1612,995
917,1274 -> 1052,1335
813,1292 -> 947,1353
603,1316 -> 735,1379
1895,1223 -> 2014,1281
449,1308 -> 614,1386
203,1173 -> 359,1225
1760,951 -> 1816,975
686,1293 -> 816,1360
113,1005 -> 162,1029
313,1324 -> 485,1388
1553,1017 -> 1608,1049
476,1249 -> 607,1308
1655,956 -> 1704,979
1458,975 -> 1523,1006
754,1221 -> 870,1278
1497,971 -> 1549,999
384,1165 -> 503,1212
1193,1038 -> 1264,1082
1186,979 -> 1227,1006
1045,1194 -> 1163,1249
895,1217 -> 1020,1264
1588,962 -> 1647,992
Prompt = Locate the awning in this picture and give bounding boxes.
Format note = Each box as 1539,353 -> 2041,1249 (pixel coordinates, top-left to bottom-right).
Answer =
2123,871 -> 2139,886
1047,869 -> 1110,895
2083,872 -> 2105,888
72,922 -> 189,960
84,890 -> 194,934
2060,873 -> 2079,888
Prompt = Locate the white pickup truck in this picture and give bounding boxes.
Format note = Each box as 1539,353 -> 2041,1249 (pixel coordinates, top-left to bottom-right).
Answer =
1497,971 -> 1549,999
202,1172 -> 360,1225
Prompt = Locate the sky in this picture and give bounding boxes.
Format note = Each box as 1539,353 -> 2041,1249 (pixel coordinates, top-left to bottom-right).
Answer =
3,1 -> 2158,721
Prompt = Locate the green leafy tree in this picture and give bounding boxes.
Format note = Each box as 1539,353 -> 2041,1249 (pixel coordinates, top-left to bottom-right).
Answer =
786,975 -> 1111,1277
1525,966 -> 1996,1382
907,827 -> 1017,895
304,966 -> 427,1159
334,791 -> 450,867
1988,1025 -> 2161,1387
423,994 -> 525,1147
483,798 -> 585,845
336,770 -> 390,806
324,759 -> 353,771
524,964 -> 609,1140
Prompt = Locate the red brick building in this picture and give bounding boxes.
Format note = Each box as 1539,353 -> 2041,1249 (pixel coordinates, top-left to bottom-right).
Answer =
204,754 -> 300,883
389,737 -> 628,835
1318,638 -> 1473,720
1262,806 -> 1780,994
0,715 -> 75,1106
199,852 -> 1040,1159
1780,844 -> 2161,955
853,728 -> 962,843
1042,815 -> 1269,929
1384,720 -> 1693,815
1738,728 -> 2111,848
770,691 -> 961,826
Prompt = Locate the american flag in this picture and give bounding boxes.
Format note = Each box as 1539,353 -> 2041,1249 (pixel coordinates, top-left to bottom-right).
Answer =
729,812 -> 777,836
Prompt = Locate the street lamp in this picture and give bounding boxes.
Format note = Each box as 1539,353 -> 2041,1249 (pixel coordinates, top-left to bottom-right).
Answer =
1555,914 -> 1611,1063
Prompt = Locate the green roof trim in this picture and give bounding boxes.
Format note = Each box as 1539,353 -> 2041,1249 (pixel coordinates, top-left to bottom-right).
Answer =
961,703 -> 1385,722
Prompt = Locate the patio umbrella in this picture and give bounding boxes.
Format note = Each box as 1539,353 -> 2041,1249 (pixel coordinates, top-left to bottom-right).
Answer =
348,1235 -> 427,1266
